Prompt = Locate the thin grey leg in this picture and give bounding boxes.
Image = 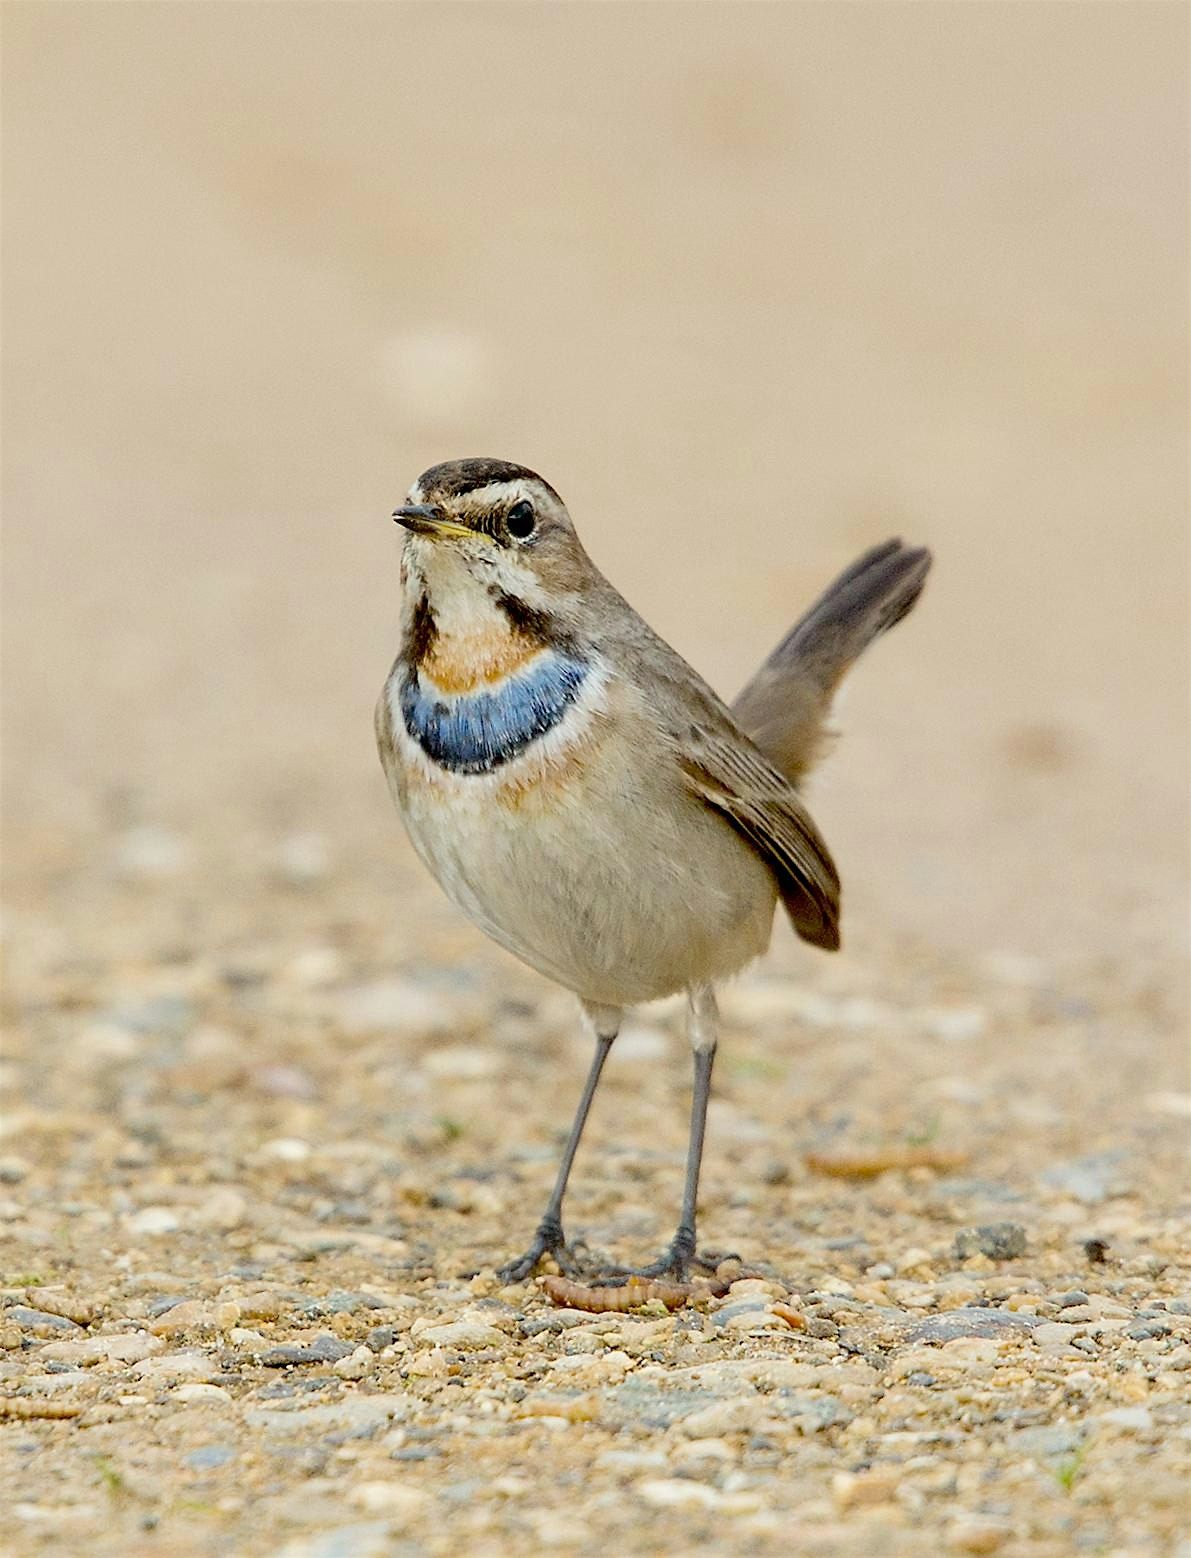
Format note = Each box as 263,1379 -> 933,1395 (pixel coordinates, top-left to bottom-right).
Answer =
497,1002 -> 620,1282
603,984 -> 722,1282
669,1041 -> 715,1265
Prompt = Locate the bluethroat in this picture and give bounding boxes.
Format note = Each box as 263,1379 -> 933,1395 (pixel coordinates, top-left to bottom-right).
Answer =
377,458 -> 931,1282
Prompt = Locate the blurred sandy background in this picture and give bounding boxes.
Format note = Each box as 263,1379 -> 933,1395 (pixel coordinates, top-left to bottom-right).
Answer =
3,1 -> 1188,964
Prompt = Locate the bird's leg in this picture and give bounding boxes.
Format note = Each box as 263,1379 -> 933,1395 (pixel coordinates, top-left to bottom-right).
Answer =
496,1002 -> 620,1283
602,984 -> 729,1283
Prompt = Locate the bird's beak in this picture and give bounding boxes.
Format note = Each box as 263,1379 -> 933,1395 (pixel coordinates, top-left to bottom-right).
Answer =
391,504 -> 476,541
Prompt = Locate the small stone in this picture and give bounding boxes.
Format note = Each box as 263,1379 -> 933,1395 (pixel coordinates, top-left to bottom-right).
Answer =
1099,1406 -> 1154,1432
192,1189 -> 248,1231
5,1306 -> 80,1335
43,1332 -> 161,1366
132,1351 -> 220,1383
636,1479 -> 723,1510
416,1321 -> 506,1351
832,1468 -> 900,1508
149,1301 -> 215,1336
184,1444 -> 236,1471
0,1156 -> 31,1183
947,1516 -> 1010,1553
172,1383 -> 232,1403
421,1047 -> 501,1080
1033,1322 -> 1078,1346
348,1482 -> 429,1518
126,1207 -> 181,1236
1055,1290 -> 1090,1308
261,1333 -> 354,1367
1043,1153 -> 1128,1205
907,1309 -> 1038,1344
114,824 -> 189,880
679,1397 -> 767,1438
332,979 -> 453,1037
920,1006 -> 988,1042
333,1345 -> 376,1380
24,1291 -> 96,1326
1006,1424 -> 1084,1457
256,1137 -> 311,1163
955,1224 -> 1027,1261
276,832 -> 331,884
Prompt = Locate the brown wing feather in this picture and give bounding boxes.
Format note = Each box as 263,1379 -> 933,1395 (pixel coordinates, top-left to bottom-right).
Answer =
679,732 -> 841,951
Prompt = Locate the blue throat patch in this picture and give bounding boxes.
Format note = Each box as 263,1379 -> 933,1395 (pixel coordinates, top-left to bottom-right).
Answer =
400,652 -> 590,774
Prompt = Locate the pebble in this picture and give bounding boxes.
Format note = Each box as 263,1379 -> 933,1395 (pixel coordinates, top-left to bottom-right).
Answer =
42,1332 -> 161,1366
832,1468 -> 901,1508
125,1207 -> 180,1236
415,1321 -> 506,1351
261,1333 -> 354,1367
947,1516 -> 1010,1553
348,1482 -> 429,1518
6,1306 -> 81,1335
0,1156 -> 31,1183
172,1383 -> 233,1404
332,1345 -> 375,1380
1033,1322 -> 1078,1347
244,1396 -> 409,1436
132,1352 -> 222,1384
907,1309 -> 1038,1343
149,1301 -> 213,1336
184,1444 -> 236,1471
954,1224 -> 1027,1261
1099,1406 -> 1154,1433
331,979 -> 454,1037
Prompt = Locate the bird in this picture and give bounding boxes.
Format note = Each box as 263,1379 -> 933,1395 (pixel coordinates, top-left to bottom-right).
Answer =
376,458 -> 931,1283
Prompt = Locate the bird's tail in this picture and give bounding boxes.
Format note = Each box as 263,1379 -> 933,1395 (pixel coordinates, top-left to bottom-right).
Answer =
731,539 -> 932,786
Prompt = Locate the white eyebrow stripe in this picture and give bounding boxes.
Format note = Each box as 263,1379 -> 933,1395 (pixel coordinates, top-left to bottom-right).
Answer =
456,480 -> 537,509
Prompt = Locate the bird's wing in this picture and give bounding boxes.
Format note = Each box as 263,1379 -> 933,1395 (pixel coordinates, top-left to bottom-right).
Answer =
679,727 -> 842,951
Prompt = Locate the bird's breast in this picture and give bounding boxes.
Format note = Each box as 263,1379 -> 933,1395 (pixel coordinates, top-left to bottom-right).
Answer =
398,646 -> 594,777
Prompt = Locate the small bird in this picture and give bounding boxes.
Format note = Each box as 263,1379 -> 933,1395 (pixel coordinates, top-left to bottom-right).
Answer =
376,458 -> 930,1282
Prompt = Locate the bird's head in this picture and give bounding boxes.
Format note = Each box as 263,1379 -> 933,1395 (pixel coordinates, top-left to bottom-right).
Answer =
392,459 -> 592,603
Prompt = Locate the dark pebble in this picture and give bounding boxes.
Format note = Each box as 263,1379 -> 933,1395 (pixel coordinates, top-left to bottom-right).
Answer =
1056,1291 -> 1090,1309
908,1308 -> 1039,1343
1083,1238 -> 1110,1263
185,1445 -> 235,1471
906,1372 -> 937,1386
392,1446 -> 439,1462
954,1223 -> 1028,1261
261,1333 -> 354,1367
804,1318 -> 840,1339
366,1326 -> 397,1352
1127,1321 -> 1171,1340
147,1296 -> 189,1318
5,1307 -> 80,1332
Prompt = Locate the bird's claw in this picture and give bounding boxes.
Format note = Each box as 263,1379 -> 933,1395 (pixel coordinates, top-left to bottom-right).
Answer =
496,1220 -> 582,1284
594,1234 -> 738,1286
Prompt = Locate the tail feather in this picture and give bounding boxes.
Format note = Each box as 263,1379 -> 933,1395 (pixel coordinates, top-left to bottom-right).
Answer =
732,538 -> 931,785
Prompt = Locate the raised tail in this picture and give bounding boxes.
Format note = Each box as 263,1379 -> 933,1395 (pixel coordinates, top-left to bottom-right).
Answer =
731,539 -> 932,786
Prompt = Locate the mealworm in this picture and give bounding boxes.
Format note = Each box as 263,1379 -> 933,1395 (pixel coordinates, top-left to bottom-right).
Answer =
538,1274 -> 727,1312
804,1146 -> 967,1179
0,1397 -> 84,1419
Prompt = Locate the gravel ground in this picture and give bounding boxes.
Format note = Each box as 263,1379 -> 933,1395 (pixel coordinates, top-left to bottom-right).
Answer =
4,6 -> 1188,1554
2,842 -> 1187,1556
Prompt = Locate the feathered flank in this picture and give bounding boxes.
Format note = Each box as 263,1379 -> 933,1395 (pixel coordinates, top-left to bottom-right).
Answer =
732,540 -> 932,786
679,732 -> 841,951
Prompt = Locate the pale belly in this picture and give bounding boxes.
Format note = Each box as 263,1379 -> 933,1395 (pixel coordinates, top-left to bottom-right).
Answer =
381,679 -> 778,1007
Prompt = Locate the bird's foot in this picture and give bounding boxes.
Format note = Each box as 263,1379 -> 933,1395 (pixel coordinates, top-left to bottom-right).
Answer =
595,1228 -> 738,1286
496,1218 -> 583,1284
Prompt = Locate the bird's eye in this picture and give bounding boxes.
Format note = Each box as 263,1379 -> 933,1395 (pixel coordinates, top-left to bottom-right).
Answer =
505,499 -> 536,541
